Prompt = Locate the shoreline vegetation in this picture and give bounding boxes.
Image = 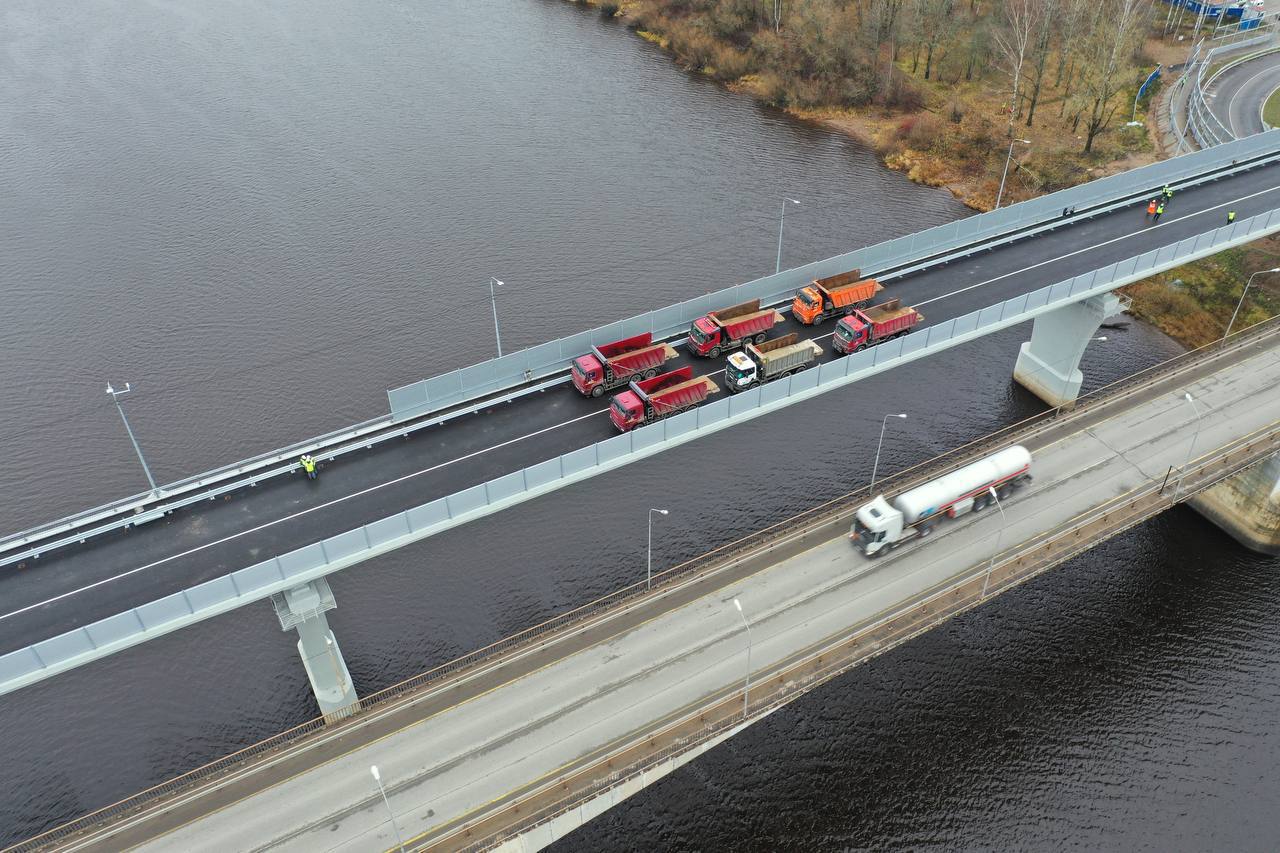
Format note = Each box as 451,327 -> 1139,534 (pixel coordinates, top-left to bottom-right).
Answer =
566,0 -> 1279,347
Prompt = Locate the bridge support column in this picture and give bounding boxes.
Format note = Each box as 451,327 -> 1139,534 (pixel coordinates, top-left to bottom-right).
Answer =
1013,292 -> 1130,407
271,578 -> 360,720
1189,453 -> 1280,554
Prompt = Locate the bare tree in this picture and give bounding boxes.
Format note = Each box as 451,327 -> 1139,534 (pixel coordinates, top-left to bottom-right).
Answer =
992,0 -> 1047,122
1021,3 -> 1055,126
1078,0 -> 1147,152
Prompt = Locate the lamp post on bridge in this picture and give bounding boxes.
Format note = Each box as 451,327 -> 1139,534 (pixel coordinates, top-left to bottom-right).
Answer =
980,485 -> 1008,599
732,597 -> 752,719
105,382 -> 159,497
647,507 -> 668,591
1174,392 -> 1203,502
776,197 -> 800,275
488,276 -> 504,358
995,138 -> 1031,210
870,413 -> 907,494
370,765 -> 406,853
1224,268 -> 1280,342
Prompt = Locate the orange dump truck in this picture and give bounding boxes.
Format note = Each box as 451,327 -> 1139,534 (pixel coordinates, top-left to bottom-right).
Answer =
791,269 -> 883,325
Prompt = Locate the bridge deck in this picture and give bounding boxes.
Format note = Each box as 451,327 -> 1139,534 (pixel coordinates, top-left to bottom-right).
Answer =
61,319 -> 1280,852
3,163 -> 1278,657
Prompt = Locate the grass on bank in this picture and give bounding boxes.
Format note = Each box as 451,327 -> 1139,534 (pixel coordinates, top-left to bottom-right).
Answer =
1264,87 -> 1280,129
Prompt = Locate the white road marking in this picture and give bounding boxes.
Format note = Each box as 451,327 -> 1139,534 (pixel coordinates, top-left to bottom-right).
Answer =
1228,61 -> 1280,136
6,179 -> 1278,623
914,182 -> 1280,309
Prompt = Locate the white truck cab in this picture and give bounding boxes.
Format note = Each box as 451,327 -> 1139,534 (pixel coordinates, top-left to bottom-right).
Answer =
725,351 -> 757,390
850,496 -> 904,556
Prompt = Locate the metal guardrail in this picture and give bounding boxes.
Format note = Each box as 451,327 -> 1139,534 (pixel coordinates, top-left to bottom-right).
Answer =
451,421 -> 1280,853
3,132 -> 1280,572
5,203 -> 1280,701
382,132 -> 1280,423
1183,24 -> 1279,148
11,312 -> 1280,853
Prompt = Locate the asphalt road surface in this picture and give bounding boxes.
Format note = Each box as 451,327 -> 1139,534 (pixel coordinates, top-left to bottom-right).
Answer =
1206,49 -> 1280,138
99,304 -> 1280,853
2,162 -> 1279,656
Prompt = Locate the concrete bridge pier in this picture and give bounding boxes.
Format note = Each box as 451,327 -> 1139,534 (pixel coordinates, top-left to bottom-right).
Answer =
271,578 -> 360,720
1190,453 -> 1280,554
1013,292 -> 1130,407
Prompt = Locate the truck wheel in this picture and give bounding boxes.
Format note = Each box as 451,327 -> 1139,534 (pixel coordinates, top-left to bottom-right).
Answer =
919,524 -> 933,538
997,484 -> 1012,499
973,495 -> 988,511
643,367 -> 658,379
709,346 -> 721,359
754,333 -> 767,344
853,343 -> 866,353
795,363 -> 807,372
591,385 -> 605,398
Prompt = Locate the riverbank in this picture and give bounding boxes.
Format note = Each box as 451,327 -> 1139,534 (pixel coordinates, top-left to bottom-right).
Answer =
569,0 -> 1274,350
574,0 -> 1166,211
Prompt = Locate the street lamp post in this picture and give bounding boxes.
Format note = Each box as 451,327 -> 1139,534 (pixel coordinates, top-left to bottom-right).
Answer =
995,138 -> 1032,210
369,765 -> 406,853
870,413 -> 907,494
776,197 -> 800,275
488,277 -> 504,358
105,382 -> 159,495
1174,392 -> 1203,502
647,507 -> 669,591
732,598 -> 751,719
980,486 -> 1008,598
1224,267 -> 1280,341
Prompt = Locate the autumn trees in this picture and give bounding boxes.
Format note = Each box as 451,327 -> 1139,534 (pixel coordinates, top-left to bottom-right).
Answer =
627,0 -> 1154,153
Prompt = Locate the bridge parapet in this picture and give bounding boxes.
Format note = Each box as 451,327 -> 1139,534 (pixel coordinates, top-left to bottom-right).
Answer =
5,205 -> 1280,702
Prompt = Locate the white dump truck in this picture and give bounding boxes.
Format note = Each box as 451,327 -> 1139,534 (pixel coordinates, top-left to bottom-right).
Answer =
850,445 -> 1032,556
724,333 -> 822,393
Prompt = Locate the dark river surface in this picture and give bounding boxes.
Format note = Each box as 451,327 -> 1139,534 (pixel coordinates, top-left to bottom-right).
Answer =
1,0 -> 1277,849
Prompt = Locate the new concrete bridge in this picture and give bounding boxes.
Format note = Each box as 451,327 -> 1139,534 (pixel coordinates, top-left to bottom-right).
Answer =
2,136 -> 1280,701
25,307 -> 1280,853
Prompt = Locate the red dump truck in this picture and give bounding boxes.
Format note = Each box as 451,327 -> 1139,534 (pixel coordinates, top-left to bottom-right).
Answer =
832,299 -> 924,354
571,333 -> 678,397
688,298 -> 784,358
791,269 -> 883,325
609,366 -> 720,431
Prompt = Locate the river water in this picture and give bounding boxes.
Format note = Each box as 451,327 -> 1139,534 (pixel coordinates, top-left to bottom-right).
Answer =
0,1 -> 1276,849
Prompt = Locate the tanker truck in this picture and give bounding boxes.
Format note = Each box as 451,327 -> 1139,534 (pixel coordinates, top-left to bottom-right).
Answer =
850,445 -> 1032,557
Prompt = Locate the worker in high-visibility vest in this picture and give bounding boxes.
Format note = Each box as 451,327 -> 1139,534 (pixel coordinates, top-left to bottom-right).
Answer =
301,454 -> 317,480
1227,210 -> 1237,224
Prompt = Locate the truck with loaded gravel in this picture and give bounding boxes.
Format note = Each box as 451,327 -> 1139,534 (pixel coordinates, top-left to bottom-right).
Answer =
571,333 -> 679,397
688,298 -> 784,358
724,333 -> 822,393
609,366 -> 721,431
831,299 -> 923,354
791,269 -> 883,325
